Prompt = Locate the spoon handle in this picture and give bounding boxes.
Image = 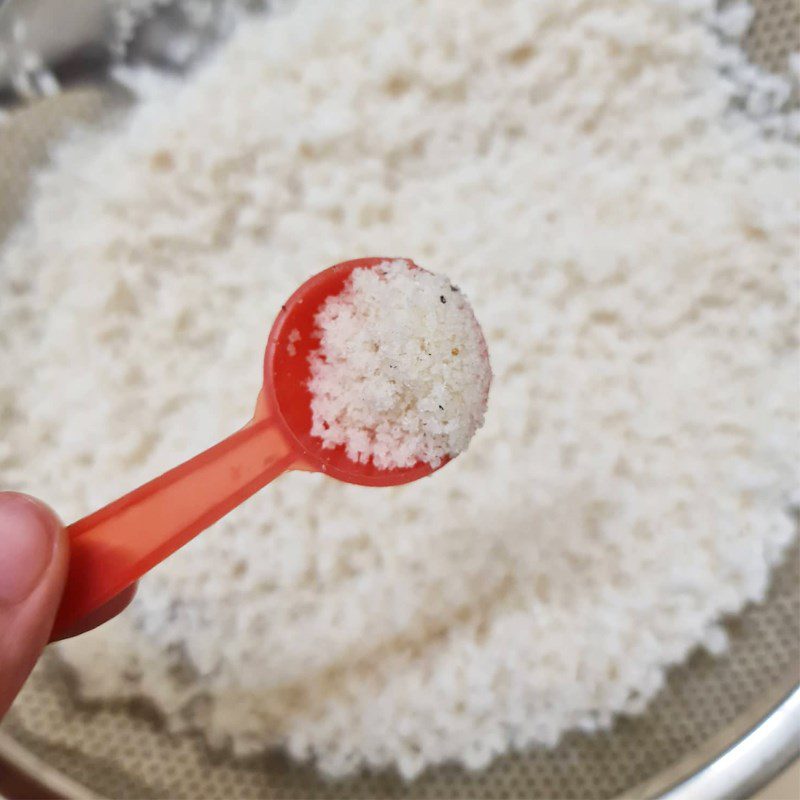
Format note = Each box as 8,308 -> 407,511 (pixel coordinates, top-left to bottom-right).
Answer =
50,415 -> 297,641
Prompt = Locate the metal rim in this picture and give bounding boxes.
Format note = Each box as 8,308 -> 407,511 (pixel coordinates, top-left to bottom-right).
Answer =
0,727 -> 100,800
618,673 -> 800,800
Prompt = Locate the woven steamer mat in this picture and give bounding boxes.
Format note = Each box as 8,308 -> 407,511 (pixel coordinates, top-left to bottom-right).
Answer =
0,1 -> 798,798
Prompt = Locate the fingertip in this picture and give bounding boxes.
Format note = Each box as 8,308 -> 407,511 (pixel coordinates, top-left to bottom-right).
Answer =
0,492 -> 68,718
0,492 -> 66,606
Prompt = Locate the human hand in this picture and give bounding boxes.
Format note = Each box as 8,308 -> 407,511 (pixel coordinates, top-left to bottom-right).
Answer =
0,492 -> 136,718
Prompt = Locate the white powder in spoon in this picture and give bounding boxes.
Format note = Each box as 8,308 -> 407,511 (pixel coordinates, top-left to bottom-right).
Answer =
309,259 -> 490,469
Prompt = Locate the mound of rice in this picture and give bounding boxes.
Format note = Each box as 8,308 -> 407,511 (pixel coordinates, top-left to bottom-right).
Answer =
0,0 -> 798,780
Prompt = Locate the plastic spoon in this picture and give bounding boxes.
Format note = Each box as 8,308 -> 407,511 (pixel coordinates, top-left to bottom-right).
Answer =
50,257 -> 448,640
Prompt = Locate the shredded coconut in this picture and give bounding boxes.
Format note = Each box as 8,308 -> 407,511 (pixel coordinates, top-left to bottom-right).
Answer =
1,0 -> 798,781
308,259 -> 490,469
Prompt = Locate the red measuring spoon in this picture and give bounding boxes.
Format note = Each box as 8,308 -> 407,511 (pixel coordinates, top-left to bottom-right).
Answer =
50,257 -> 448,640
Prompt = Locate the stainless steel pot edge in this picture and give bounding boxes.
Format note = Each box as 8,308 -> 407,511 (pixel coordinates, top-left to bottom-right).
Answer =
618,672 -> 800,800
0,727 -> 103,800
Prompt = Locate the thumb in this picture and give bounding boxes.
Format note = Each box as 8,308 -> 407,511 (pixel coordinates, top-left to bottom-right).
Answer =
0,493 -> 68,718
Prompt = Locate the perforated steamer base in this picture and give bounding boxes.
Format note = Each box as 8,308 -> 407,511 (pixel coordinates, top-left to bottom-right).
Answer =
0,2 -> 799,798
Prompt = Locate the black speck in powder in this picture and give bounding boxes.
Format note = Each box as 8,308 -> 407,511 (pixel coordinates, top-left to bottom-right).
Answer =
440,295 -> 447,304
438,405 -> 444,411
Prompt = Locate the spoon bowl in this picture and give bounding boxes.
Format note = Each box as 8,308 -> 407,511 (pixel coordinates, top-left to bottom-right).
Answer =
265,257 -> 443,487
